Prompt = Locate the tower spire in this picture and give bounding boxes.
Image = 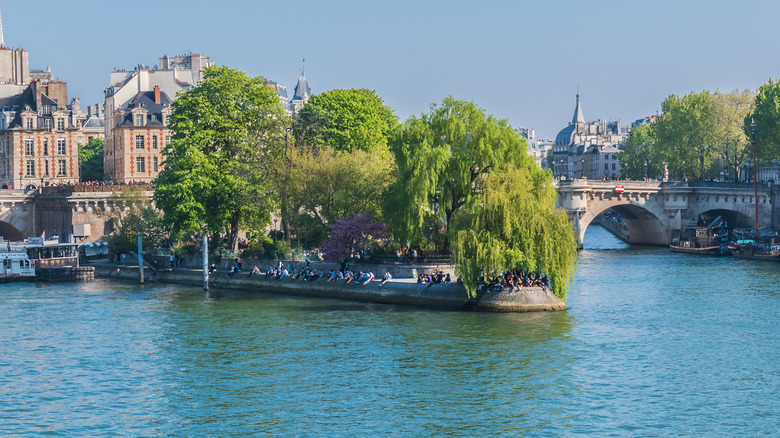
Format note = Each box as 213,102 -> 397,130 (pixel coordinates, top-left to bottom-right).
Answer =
572,90 -> 585,124
0,7 -> 5,47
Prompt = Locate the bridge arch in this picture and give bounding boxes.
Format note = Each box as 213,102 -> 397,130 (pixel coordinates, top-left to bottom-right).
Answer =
577,200 -> 669,247
694,208 -> 753,229
0,220 -> 26,241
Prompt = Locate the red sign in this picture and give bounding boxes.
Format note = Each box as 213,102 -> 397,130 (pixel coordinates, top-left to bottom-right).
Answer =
614,186 -> 625,193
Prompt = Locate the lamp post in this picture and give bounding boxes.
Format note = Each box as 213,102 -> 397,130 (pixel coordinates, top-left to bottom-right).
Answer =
580,159 -> 585,179
750,119 -> 759,238
722,153 -> 728,182
682,160 -> 686,181
273,219 -> 278,246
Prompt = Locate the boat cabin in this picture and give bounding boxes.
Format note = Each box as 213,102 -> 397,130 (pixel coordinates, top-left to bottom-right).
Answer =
0,252 -> 35,279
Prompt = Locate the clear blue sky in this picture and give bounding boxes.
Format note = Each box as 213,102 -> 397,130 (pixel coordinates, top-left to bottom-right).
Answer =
3,0 -> 780,139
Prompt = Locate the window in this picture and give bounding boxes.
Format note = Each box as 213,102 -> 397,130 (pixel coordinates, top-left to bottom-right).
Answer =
25,139 -> 34,156
612,163 -> 616,170
1,139 -> 6,157
57,138 -> 66,155
135,114 -> 144,126
165,135 -> 171,145
44,119 -> 51,129
26,160 -> 35,176
136,156 -> 145,173
43,139 -> 48,156
58,160 -> 66,176
1,162 -> 5,178
57,118 -> 65,130
43,105 -> 51,115
25,118 -> 33,129
45,160 -> 49,176
150,114 -> 157,122
136,135 -> 145,149
605,163 -> 609,170
153,156 -> 158,172
152,135 -> 158,149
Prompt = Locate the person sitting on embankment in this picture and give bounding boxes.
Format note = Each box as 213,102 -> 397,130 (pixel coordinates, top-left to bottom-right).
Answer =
379,271 -> 392,286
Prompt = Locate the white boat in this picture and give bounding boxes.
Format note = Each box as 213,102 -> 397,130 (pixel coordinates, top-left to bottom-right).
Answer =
0,251 -> 35,280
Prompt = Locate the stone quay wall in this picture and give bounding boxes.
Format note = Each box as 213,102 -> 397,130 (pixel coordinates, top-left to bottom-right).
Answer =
93,264 -> 567,313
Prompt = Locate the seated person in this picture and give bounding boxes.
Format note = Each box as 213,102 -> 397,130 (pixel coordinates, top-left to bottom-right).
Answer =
380,271 -> 392,286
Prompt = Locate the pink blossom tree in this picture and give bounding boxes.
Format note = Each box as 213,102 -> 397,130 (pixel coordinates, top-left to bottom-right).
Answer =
320,213 -> 390,262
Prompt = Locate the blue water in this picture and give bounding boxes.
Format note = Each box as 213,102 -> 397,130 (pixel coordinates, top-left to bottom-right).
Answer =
0,225 -> 778,436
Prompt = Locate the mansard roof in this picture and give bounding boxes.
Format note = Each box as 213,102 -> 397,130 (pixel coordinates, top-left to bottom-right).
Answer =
292,71 -> 311,101
119,90 -> 172,126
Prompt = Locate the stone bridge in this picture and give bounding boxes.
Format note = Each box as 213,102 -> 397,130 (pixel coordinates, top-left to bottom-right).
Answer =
555,180 -> 779,247
0,187 -> 154,243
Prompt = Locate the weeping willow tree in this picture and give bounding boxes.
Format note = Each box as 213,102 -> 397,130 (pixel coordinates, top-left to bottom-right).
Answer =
453,164 -> 577,301
387,97 -> 578,301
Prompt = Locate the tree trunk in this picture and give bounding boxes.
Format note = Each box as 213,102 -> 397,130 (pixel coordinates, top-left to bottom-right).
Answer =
229,212 -> 240,253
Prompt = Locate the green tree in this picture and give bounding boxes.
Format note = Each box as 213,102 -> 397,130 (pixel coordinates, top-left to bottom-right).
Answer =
711,90 -> 754,181
453,165 -> 577,301
78,138 -> 104,182
293,88 -> 398,152
746,79 -> 780,163
654,91 -> 715,180
619,123 -> 659,179
154,66 -> 288,251
98,186 -> 167,254
281,145 -> 396,247
384,97 -> 530,251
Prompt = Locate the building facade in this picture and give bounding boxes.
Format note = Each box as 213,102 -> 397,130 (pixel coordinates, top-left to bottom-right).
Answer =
517,127 -> 554,170
553,93 -> 628,180
0,11 -> 103,189
103,53 -> 213,183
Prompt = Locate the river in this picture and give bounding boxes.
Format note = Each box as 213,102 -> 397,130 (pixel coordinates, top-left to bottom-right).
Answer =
1,225 -> 778,436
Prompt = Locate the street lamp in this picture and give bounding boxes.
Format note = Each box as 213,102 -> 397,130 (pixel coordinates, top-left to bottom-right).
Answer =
682,160 -> 686,181
273,218 -> 278,246
750,119 -> 759,238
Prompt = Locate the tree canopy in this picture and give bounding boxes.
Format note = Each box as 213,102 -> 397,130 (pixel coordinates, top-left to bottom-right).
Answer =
747,79 -> 780,163
78,138 -> 104,182
653,91 -> 715,180
619,123 -> 660,180
384,97 -> 531,251
293,88 -> 398,153
385,97 -> 577,300
154,66 -> 288,250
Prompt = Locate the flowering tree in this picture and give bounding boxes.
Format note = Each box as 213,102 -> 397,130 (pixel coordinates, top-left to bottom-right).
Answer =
320,213 -> 390,262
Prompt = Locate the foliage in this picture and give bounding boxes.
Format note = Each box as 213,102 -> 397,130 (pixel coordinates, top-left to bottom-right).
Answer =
78,138 -> 104,182
174,241 -> 202,257
154,66 -> 289,251
279,144 -> 396,247
711,90 -> 754,181
293,88 -> 398,153
747,79 -> 780,163
619,123 -> 659,179
98,186 -> 167,254
384,97 -> 530,251
653,91 -> 715,180
320,213 -> 390,262
453,165 -> 577,301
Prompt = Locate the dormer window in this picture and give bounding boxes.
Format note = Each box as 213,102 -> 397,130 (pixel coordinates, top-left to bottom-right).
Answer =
42,105 -> 51,115
150,114 -> 157,122
25,118 -> 34,130
57,118 -> 65,131
135,114 -> 144,126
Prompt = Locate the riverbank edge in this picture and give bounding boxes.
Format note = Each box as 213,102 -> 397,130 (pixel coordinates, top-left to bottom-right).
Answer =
93,265 -> 568,313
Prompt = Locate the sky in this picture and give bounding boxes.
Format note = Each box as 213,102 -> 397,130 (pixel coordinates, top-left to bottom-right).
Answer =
3,0 -> 780,139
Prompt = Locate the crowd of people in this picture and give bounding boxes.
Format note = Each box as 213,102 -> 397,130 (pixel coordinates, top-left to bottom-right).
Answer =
477,269 -> 549,293
260,261 -> 392,286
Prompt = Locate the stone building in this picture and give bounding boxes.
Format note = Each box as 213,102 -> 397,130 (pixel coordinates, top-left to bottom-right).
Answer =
103,53 -> 213,183
0,9 -> 103,189
517,127 -> 554,170
553,93 -> 628,179
289,69 -> 311,113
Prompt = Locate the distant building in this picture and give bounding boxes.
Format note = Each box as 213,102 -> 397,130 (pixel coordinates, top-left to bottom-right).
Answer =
0,9 -> 103,189
289,69 -> 311,113
517,127 -> 554,170
553,93 -> 628,179
103,53 -> 214,183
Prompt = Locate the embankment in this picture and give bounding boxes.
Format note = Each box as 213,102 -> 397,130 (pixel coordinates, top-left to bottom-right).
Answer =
93,265 -> 567,313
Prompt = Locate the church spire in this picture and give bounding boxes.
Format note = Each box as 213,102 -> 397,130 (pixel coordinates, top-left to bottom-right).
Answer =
0,7 -> 5,47
572,91 -> 585,124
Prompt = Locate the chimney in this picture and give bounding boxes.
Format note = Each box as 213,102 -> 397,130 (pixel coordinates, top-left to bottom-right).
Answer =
87,106 -> 92,117
95,103 -> 101,117
154,85 -> 160,104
